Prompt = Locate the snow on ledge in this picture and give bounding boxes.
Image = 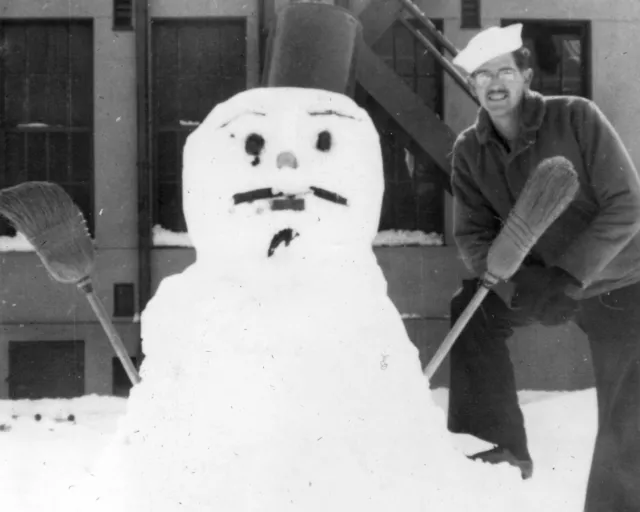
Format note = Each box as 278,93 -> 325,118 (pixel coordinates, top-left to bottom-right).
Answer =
153,225 -> 193,247
17,122 -> 50,128
0,232 -> 35,252
374,230 -> 443,247
400,313 -> 424,319
152,225 -> 443,248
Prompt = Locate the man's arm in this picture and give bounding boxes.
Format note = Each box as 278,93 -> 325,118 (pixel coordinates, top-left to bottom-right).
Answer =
451,143 -> 501,277
554,98 -> 640,287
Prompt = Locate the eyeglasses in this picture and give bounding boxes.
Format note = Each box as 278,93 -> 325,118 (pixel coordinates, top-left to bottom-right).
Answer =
471,68 -> 518,87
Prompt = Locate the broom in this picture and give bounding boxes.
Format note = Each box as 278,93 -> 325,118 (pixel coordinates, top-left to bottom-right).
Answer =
0,181 -> 141,385
424,156 -> 580,380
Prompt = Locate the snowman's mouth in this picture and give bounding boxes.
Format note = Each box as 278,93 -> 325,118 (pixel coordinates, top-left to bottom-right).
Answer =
232,187 -> 348,209
268,228 -> 300,257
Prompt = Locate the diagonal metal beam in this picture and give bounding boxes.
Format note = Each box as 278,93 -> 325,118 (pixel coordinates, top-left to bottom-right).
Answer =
357,0 -> 405,46
396,17 -> 478,104
356,44 -> 456,179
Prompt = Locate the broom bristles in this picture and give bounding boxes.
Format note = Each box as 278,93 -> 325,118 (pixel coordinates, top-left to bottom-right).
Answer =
0,181 -> 95,284
511,156 -> 580,233
487,156 -> 579,281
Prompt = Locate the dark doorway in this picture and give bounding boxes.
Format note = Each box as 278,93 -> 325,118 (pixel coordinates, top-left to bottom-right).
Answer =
8,340 -> 85,399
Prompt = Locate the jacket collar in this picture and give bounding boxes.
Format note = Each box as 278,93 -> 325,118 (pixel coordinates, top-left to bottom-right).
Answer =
474,90 -> 546,146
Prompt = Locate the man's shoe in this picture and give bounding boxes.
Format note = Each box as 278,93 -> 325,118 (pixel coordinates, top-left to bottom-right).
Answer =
467,446 -> 534,480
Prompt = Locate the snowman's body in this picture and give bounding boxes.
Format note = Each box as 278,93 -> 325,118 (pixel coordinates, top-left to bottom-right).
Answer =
77,88 -> 524,511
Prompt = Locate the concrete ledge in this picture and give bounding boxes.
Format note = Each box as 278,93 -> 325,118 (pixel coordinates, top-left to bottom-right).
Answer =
403,318 -> 594,392
375,245 -> 469,317
0,248 -> 139,324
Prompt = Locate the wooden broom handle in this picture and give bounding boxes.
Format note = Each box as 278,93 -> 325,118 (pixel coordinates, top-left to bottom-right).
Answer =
423,279 -> 492,380
78,278 -> 141,385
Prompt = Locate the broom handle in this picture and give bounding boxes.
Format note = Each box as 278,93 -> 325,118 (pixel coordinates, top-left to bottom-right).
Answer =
424,283 -> 490,380
78,279 -> 141,386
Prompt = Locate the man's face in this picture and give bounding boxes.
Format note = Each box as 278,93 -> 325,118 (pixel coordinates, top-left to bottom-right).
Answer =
468,53 -> 532,117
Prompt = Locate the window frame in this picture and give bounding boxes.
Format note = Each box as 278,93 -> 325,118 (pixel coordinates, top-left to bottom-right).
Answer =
501,19 -> 592,99
149,17 -> 248,235
0,19 -> 95,235
366,18 -> 447,236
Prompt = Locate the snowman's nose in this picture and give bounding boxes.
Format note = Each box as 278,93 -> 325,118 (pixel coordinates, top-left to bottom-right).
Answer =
276,151 -> 298,169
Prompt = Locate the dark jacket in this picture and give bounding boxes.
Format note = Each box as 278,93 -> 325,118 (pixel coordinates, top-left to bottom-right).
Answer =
451,90 -> 640,299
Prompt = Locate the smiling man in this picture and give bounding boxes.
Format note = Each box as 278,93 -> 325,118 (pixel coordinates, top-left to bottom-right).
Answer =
447,23 -> 640,511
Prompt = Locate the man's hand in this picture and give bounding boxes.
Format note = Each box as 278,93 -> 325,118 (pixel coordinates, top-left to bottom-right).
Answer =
511,265 -> 581,326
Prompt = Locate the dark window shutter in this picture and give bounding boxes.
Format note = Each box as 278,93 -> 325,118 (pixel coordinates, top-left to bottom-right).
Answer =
113,0 -> 134,31
461,0 -> 481,29
114,283 -> 135,317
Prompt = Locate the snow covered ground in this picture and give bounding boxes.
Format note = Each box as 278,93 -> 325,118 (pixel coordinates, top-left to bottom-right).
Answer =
0,387 -> 596,511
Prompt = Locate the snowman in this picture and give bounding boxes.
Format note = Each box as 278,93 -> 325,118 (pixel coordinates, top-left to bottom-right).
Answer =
70,86 -> 528,511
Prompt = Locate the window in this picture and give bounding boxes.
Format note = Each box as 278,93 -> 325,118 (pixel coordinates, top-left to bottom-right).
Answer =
360,19 -> 446,236
375,19 -> 444,120
113,282 -> 135,317
461,0 -> 481,30
113,0 -> 134,31
502,20 -> 591,98
0,21 -> 94,236
151,19 -> 247,234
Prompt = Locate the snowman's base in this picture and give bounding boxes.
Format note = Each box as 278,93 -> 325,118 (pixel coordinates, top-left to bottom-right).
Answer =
72,274 -> 526,511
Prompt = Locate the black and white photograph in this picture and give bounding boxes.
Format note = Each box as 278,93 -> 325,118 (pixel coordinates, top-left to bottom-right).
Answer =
0,0 -> 638,511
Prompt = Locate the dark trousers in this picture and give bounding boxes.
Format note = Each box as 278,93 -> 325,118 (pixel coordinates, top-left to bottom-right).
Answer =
448,279 -> 640,512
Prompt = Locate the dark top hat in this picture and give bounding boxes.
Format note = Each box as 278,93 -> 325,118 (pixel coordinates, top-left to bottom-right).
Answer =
261,2 -> 363,98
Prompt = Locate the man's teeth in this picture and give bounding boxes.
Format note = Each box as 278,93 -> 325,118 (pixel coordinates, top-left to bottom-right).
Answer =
488,92 -> 508,100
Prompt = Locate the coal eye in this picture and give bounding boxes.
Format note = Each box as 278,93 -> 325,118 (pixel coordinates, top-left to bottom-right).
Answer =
245,133 -> 265,156
316,131 -> 332,152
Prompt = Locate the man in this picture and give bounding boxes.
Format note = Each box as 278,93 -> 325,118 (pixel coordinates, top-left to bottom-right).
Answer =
448,23 -> 640,512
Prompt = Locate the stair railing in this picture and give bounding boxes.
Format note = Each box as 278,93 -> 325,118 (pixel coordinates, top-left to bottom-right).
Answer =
396,0 -> 480,106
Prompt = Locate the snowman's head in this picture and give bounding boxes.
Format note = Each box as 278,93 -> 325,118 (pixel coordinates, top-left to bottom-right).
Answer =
182,87 -> 383,268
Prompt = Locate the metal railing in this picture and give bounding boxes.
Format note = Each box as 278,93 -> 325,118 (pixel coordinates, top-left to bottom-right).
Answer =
396,0 -> 479,106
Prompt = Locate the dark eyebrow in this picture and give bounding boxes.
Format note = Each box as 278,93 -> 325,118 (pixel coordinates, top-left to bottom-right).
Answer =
308,109 -> 357,120
219,111 -> 267,128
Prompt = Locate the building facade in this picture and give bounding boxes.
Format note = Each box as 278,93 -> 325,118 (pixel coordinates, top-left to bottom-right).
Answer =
1,0 -> 638,398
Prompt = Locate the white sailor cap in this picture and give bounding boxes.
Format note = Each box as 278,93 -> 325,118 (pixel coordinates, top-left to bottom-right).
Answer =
452,24 -> 523,74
